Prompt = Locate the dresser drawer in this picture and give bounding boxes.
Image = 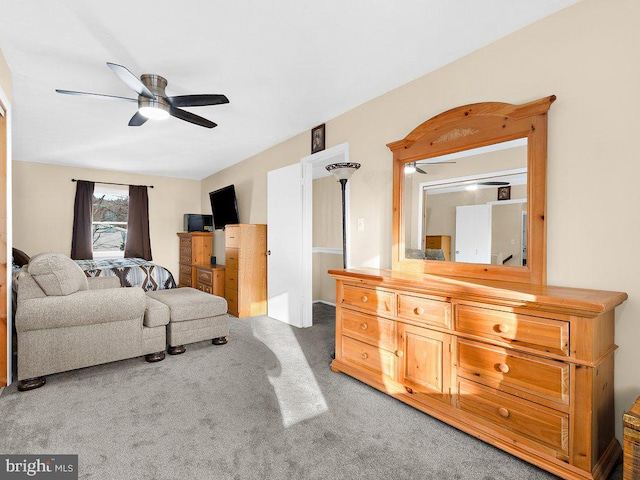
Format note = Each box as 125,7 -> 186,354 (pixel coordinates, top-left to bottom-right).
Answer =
341,310 -> 395,351
179,271 -> 192,287
225,268 -> 238,291
457,379 -> 568,455
196,268 -> 212,286
398,293 -> 451,329
179,264 -> 192,276
342,336 -> 396,379
180,254 -> 192,265
456,304 -> 569,357
225,248 -> 239,270
226,289 -> 238,313
180,245 -> 192,258
457,339 -> 569,406
342,285 -> 394,316
180,237 -> 192,249
226,226 -> 240,248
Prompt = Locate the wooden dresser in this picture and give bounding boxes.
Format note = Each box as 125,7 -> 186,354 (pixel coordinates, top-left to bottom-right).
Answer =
194,264 -> 225,297
425,235 -> 451,261
224,224 -> 267,318
177,232 -> 213,288
329,268 -> 627,480
624,395 -> 640,480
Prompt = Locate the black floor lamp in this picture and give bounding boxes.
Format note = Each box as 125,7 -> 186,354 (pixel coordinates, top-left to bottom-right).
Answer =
325,162 -> 361,269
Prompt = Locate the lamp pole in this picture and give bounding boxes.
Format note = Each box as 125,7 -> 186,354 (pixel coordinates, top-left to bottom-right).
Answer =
326,162 -> 361,269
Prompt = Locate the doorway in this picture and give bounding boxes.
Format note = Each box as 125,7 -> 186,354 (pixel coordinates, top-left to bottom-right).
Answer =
266,142 -> 350,328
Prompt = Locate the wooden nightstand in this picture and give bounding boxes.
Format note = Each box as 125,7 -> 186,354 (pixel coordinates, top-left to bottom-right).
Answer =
624,395 -> 640,480
194,264 -> 225,297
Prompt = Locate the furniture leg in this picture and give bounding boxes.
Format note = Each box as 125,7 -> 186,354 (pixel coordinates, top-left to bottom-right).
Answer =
168,345 -> 186,355
18,376 -> 46,391
212,336 -> 228,345
144,351 -> 165,362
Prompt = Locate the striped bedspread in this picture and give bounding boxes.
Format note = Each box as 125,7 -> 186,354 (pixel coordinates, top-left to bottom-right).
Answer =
74,257 -> 176,291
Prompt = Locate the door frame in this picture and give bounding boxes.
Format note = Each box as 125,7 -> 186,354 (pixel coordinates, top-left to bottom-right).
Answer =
0,83 -> 11,386
300,142 -> 350,326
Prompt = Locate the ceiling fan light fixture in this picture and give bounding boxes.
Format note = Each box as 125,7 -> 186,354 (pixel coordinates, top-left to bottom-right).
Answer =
138,105 -> 170,120
404,162 -> 416,174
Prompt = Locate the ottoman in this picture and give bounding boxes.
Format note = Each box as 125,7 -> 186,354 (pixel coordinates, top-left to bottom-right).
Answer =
146,287 -> 229,354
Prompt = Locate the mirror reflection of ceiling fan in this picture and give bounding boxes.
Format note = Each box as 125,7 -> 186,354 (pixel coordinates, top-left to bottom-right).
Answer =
56,62 -> 229,128
405,160 -> 456,174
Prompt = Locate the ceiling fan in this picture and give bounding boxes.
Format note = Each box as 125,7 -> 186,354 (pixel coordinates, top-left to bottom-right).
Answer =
56,62 -> 229,129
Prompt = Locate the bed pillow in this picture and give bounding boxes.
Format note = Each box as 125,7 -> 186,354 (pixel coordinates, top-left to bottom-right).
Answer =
28,252 -> 89,296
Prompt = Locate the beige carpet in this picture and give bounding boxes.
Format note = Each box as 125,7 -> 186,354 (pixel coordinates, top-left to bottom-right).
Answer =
0,304 -> 623,479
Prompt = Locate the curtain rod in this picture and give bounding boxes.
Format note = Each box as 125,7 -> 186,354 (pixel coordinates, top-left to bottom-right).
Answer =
71,179 -> 154,188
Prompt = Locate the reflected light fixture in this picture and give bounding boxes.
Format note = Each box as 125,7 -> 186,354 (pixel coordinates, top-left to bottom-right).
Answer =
404,162 -> 417,174
465,183 -> 478,191
326,162 -> 361,269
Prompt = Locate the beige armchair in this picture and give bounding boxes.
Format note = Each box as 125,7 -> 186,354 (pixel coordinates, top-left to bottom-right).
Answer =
15,252 -> 168,391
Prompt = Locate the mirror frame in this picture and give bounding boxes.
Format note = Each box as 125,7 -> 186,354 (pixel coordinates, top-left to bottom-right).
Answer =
388,96 -> 555,285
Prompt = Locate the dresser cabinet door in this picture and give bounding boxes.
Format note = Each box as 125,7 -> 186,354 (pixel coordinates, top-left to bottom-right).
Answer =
397,323 -> 452,405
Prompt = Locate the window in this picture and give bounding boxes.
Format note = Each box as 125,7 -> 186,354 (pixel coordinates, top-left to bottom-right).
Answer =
92,186 -> 128,258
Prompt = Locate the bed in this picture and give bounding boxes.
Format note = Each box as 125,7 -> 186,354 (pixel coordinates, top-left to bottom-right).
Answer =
74,257 -> 176,291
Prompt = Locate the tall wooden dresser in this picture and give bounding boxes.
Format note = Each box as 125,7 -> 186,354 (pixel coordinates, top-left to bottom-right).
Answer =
224,224 -> 267,318
177,232 -> 213,288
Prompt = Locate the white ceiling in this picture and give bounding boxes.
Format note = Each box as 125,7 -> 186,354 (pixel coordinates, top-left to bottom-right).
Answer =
0,0 -> 578,180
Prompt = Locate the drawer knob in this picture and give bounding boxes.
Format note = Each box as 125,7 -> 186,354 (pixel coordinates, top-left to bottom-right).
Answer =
414,307 -> 425,315
498,407 -> 510,418
497,363 -> 510,374
361,352 -> 369,360
361,295 -> 368,303
496,324 -> 510,334
405,386 -> 413,394
360,323 -> 368,330
396,350 -> 404,358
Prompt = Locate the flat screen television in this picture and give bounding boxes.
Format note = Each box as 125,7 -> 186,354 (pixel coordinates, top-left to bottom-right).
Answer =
209,185 -> 239,230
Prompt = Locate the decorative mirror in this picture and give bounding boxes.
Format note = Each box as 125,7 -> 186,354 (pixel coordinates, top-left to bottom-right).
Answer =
388,96 -> 555,285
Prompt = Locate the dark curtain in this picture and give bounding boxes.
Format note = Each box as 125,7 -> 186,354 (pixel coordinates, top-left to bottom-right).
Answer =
70,180 -> 95,260
124,185 -> 152,260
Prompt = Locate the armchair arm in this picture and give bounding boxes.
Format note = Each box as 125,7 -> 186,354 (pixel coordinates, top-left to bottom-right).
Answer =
16,287 -> 146,332
88,276 -> 121,290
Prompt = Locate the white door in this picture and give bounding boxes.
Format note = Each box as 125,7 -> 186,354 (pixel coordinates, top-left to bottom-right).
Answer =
267,163 -> 308,327
455,204 -> 491,264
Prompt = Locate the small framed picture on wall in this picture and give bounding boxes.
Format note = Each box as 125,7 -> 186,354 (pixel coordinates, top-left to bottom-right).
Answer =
497,186 -> 511,201
311,124 -> 325,154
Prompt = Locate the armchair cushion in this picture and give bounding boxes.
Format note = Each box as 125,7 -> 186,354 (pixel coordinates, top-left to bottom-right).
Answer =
28,252 -> 89,296
16,287 -> 146,332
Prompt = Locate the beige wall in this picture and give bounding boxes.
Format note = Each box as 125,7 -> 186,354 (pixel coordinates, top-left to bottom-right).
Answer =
12,161 -> 201,278
200,0 -> 640,438
312,253 -> 342,304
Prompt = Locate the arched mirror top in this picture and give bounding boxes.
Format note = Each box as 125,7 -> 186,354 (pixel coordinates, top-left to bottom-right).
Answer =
388,95 -> 555,285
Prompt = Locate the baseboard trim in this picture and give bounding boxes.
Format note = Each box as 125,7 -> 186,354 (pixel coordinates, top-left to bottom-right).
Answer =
313,300 -> 336,307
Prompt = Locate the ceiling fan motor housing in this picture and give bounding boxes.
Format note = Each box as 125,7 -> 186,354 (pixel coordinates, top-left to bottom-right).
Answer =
139,74 -> 170,115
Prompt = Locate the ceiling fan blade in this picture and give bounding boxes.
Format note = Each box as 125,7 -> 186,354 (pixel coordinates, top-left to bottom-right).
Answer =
416,166 -> 428,174
166,94 -> 229,108
478,181 -> 510,186
170,107 -> 217,128
106,62 -> 155,99
128,111 -> 148,127
56,89 -> 137,103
